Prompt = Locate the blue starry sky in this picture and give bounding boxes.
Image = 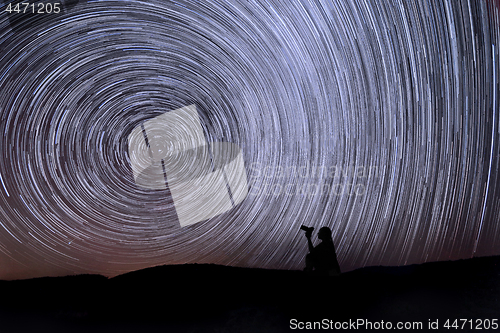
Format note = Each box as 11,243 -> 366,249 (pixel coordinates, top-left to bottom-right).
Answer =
0,0 -> 499,280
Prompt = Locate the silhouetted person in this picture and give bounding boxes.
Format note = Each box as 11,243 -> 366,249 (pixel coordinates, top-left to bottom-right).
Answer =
304,226 -> 341,276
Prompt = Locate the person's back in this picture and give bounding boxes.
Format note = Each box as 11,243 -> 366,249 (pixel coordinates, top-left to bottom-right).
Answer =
312,238 -> 341,276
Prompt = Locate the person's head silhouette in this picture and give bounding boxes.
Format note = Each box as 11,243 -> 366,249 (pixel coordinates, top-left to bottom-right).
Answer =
317,226 -> 333,241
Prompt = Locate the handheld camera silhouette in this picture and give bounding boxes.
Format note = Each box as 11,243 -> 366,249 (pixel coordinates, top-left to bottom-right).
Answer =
300,225 -> 314,233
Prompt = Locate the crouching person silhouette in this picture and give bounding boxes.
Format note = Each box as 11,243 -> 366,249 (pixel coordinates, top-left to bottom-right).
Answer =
303,226 -> 341,276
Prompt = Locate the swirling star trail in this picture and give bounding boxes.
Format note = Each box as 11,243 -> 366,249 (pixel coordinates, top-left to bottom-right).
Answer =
0,0 -> 499,279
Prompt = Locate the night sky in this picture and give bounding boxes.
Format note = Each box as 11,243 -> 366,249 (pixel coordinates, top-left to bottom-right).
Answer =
0,0 -> 499,280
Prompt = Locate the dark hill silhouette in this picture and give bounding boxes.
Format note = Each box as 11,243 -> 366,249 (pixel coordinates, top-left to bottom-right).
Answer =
0,256 -> 499,332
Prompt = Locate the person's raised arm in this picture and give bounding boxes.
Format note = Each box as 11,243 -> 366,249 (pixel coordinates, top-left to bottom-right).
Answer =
305,230 -> 314,252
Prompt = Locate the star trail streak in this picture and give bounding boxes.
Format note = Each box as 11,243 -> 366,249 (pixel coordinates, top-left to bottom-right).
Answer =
0,0 -> 499,280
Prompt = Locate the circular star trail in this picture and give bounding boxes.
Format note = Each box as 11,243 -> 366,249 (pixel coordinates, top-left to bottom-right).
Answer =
0,0 -> 499,279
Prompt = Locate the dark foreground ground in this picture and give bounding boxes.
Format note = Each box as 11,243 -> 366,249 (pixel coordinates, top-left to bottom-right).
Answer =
0,256 -> 499,332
